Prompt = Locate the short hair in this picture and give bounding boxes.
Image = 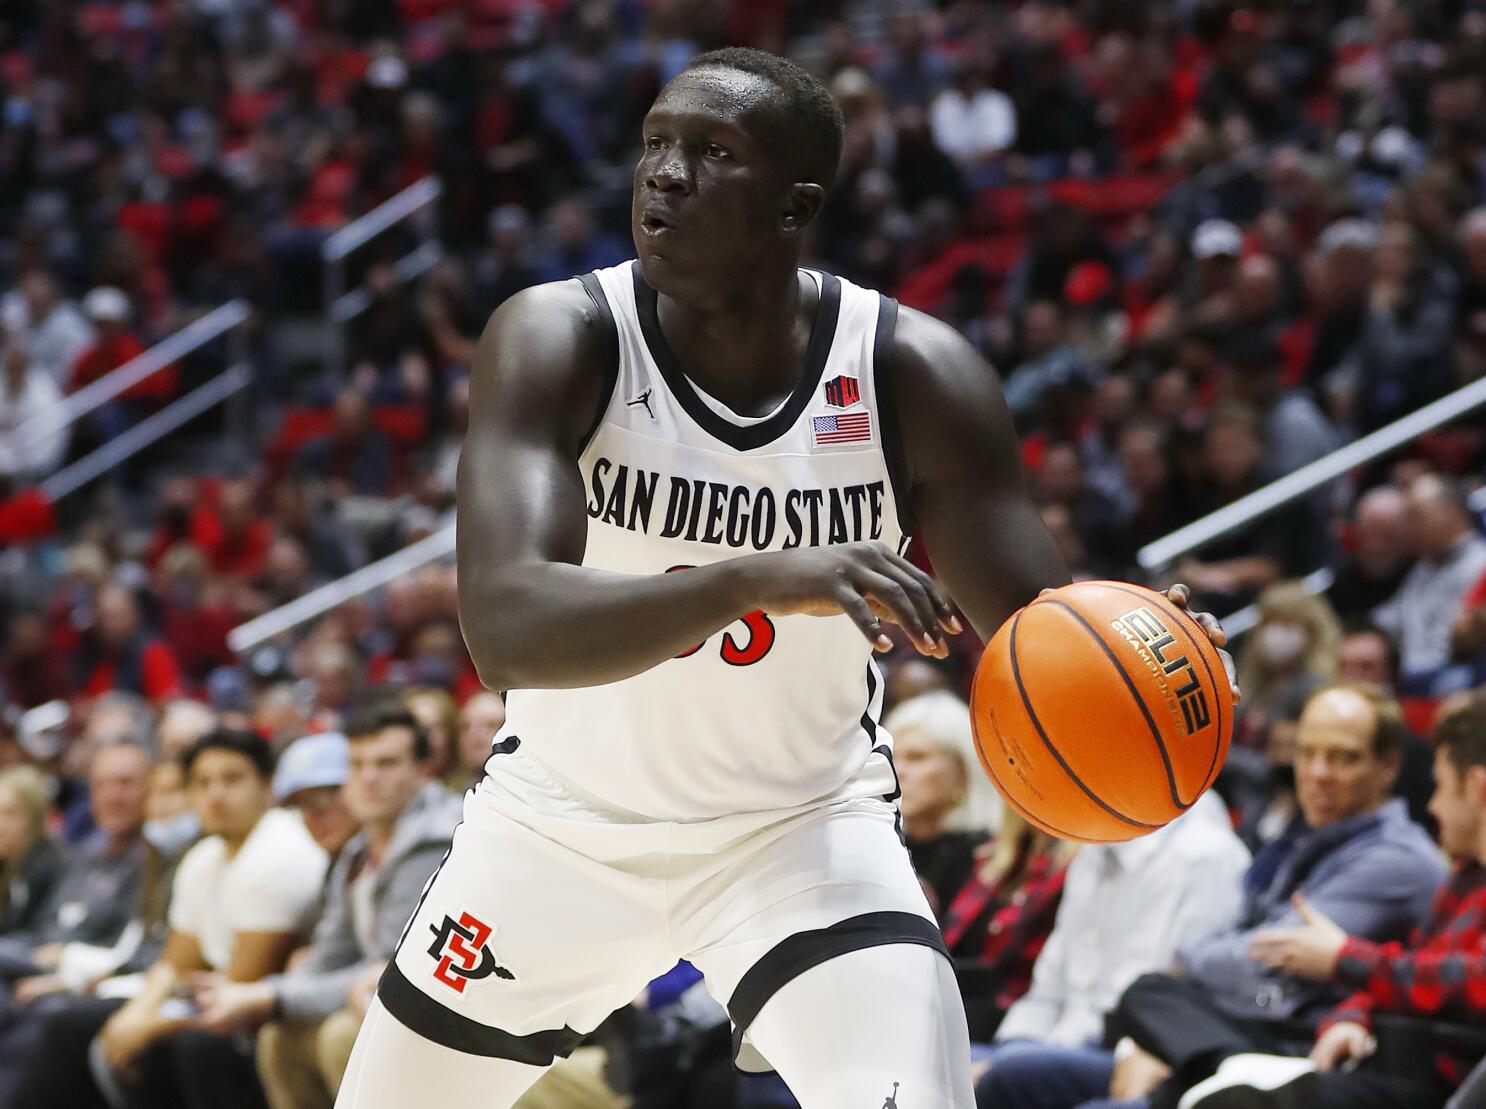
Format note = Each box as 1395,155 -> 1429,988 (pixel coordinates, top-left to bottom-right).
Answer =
1434,703 -> 1486,776
180,727 -> 275,780
680,48 -> 845,190
1341,621 -> 1401,683
1306,681 -> 1407,760
344,699 -> 431,762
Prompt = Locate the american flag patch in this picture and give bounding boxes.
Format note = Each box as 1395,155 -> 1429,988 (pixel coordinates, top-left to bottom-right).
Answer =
812,412 -> 871,446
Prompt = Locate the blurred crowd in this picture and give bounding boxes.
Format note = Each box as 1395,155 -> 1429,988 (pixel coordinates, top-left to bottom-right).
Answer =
4,0 -> 1486,1106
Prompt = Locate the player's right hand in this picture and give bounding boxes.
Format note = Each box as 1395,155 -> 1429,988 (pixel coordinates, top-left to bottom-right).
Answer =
740,542 -> 960,657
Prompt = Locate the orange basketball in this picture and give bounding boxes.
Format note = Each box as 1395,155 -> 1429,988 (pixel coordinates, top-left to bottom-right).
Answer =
970,581 -> 1233,844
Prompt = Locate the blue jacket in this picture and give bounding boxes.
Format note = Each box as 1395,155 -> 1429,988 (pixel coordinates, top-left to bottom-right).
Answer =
1175,798 -> 1446,1023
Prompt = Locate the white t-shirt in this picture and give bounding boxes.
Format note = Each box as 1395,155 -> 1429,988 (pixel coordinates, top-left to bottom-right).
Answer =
168,807 -> 328,970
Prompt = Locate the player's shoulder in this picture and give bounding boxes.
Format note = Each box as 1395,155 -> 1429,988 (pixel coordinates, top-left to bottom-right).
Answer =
888,303 -> 998,388
481,275 -> 613,363
880,302 -> 1011,452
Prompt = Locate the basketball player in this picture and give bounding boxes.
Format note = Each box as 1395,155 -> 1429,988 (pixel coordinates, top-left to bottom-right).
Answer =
335,49 -> 1227,1109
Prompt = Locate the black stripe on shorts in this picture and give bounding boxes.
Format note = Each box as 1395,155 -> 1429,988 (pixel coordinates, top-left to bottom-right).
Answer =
377,961 -> 586,1065
725,910 -> 950,1064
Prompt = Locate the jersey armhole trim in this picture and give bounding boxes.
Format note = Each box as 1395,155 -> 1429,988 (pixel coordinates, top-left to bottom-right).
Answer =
575,271 -> 620,457
873,294 -> 916,537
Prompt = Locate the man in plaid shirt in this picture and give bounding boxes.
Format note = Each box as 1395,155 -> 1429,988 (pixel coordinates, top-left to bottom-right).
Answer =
1224,701 -> 1486,1108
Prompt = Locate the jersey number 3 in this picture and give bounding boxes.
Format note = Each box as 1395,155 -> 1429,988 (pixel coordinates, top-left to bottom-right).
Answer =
667,565 -> 776,666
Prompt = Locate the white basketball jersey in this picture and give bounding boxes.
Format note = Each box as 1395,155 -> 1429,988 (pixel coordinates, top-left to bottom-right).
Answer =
494,261 -> 911,822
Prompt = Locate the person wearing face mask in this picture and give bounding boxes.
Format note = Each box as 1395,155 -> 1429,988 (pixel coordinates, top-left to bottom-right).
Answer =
1234,584 -> 1343,752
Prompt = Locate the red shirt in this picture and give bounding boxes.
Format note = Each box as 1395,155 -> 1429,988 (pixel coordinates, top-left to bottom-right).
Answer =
80,639 -> 185,704
70,333 -> 179,402
1324,862 -> 1486,1086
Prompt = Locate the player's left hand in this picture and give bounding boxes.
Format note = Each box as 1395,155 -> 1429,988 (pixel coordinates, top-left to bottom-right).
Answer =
1165,583 -> 1242,703
1249,894 -> 1348,980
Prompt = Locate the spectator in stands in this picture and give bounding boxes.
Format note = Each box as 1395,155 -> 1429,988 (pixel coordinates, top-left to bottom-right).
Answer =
1218,335 -> 1339,480
74,584 -> 185,705
929,57 -> 1016,185
1456,209 -> 1486,381
6,271 -> 93,389
0,767 -> 61,935
0,607 -> 70,709
0,742 -> 152,1009
1234,584 -> 1341,750
1351,221 -> 1457,434
887,692 -> 1002,918
1174,404 -> 1310,610
69,287 -> 176,441
193,706 -> 461,1109
871,12 -> 950,110
1374,475 -> 1486,690
473,205 -> 540,315
973,792 -> 1251,1108
1337,626 -> 1400,689
403,687 -> 459,788
1012,684 -> 1447,1109
293,390 -> 399,500
455,690 -> 505,789
1329,486 -> 1413,627
79,729 -> 327,1109
1194,703 -> 1486,1108
0,334 -> 67,481
269,732 -> 357,861
1303,220 -> 1378,404
945,810 -> 1077,1045
1003,300 -> 1098,430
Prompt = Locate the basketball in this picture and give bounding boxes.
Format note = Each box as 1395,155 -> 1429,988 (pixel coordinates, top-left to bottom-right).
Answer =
970,581 -> 1233,844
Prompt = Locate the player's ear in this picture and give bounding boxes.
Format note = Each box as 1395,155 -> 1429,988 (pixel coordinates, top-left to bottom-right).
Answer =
780,183 -> 826,236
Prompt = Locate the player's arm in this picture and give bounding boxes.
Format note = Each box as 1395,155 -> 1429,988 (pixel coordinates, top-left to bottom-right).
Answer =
892,307 -> 1071,641
459,283 -> 956,691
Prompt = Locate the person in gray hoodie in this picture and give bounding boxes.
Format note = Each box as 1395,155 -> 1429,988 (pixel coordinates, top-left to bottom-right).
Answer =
979,683 -> 1447,1109
192,702 -> 462,1109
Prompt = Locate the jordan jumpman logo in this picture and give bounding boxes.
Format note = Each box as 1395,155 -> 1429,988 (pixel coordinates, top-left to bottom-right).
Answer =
626,387 -> 654,419
881,1082 -> 899,1108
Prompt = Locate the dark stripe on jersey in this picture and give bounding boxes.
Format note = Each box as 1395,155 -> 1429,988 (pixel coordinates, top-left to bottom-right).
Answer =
630,260 -> 842,452
872,293 -> 915,536
576,271 -> 620,457
725,910 -> 949,1067
378,962 -> 586,1064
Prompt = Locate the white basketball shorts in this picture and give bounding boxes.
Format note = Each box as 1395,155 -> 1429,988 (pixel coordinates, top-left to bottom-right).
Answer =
376,736 -> 946,1073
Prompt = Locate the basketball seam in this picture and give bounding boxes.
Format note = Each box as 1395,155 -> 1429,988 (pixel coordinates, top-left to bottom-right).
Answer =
1008,610 -> 1162,830
969,677 -> 1129,843
1038,598 -> 1189,813
1098,584 -> 1228,802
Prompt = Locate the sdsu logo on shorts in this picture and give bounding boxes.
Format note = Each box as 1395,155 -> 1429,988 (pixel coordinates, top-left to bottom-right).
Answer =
427,911 -> 514,992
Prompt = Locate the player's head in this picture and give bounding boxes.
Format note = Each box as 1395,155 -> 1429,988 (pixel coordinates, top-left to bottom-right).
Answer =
633,48 -> 843,293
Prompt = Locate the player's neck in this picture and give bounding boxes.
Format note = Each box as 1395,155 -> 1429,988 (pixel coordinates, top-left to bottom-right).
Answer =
655,261 -> 811,413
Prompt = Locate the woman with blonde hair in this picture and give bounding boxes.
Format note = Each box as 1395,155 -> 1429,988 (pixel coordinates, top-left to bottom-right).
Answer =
884,690 -> 1005,919
1234,581 -> 1342,747
0,766 -> 62,934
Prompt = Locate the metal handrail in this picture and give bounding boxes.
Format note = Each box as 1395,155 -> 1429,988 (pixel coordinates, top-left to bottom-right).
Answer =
40,363 -> 252,501
1138,374 -> 1486,571
227,515 -> 455,653
322,177 -> 442,381
8,299 -> 250,452
322,177 -> 442,263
